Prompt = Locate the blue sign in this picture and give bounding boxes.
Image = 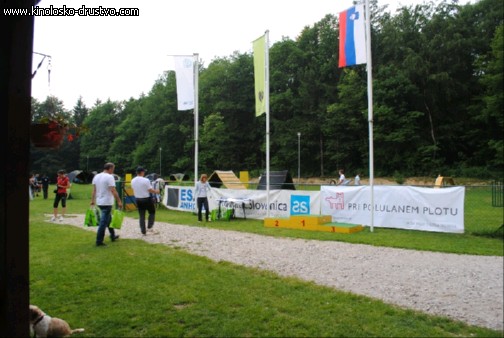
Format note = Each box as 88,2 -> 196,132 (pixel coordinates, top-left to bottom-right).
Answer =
290,195 -> 310,215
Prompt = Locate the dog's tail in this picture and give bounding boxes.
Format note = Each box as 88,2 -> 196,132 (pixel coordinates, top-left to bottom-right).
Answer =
71,328 -> 85,334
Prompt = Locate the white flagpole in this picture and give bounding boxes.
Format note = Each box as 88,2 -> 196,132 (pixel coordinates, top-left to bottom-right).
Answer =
364,0 -> 374,232
194,53 -> 199,186
265,31 -> 270,217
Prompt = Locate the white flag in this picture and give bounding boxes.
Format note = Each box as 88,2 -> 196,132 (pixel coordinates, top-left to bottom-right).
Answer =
173,56 -> 195,111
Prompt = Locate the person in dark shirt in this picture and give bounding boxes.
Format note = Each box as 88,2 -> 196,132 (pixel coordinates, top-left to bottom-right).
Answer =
41,174 -> 50,199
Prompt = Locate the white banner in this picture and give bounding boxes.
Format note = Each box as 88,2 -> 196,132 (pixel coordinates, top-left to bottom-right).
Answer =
173,56 -> 194,111
163,186 -> 320,219
163,185 -> 465,233
164,185 -> 196,212
209,188 -> 321,219
321,186 -> 465,233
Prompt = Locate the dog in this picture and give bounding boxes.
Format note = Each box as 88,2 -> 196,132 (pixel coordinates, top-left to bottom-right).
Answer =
29,305 -> 85,337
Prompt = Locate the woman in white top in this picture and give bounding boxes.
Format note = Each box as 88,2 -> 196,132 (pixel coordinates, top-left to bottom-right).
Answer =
195,174 -> 211,222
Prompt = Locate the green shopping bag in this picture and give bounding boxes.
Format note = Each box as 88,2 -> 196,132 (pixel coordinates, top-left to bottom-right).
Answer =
84,207 -> 98,227
222,208 -> 234,221
110,209 -> 124,229
210,209 -> 218,221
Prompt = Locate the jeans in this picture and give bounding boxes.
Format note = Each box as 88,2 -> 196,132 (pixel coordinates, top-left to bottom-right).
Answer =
96,205 -> 116,244
136,197 -> 156,234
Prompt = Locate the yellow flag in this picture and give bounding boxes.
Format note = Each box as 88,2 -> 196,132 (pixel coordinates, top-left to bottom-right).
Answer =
253,35 -> 266,117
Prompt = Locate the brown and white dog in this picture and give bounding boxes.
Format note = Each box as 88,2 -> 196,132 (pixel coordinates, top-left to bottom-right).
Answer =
29,305 -> 85,337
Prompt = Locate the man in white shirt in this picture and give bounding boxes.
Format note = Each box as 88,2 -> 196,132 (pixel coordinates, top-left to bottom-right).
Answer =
131,167 -> 160,235
91,162 -> 123,246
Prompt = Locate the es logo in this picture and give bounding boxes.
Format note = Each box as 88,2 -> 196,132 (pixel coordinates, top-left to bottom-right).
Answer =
181,189 -> 193,201
291,195 -> 310,215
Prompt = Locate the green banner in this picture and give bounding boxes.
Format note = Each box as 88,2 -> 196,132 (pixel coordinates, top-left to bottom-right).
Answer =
253,35 -> 265,117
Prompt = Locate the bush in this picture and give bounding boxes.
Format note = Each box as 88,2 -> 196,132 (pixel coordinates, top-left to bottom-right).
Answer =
393,171 -> 405,185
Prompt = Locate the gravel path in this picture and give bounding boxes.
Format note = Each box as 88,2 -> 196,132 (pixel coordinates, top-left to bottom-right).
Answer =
54,214 -> 503,331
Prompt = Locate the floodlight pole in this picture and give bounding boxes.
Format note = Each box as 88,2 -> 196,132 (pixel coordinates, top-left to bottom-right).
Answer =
297,132 -> 301,184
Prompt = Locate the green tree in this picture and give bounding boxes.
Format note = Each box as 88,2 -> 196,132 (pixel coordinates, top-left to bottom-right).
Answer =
474,23 -> 504,172
80,99 -> 124,174
199,113 -> 233,172
30,96 -> 78,176
325,68 -> 368,176
294,14 -> 341,176
199,53 -> 257,173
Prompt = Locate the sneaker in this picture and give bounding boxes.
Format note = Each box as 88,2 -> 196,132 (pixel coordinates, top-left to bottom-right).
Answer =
96,242 -> 107,247
147,228 -> 159,234
111,235 -> 120,242
50,216 -> 56,222
58,216 -> 64,221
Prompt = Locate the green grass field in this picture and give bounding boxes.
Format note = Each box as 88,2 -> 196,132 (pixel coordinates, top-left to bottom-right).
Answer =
51,183 -> 503,256
29,184 -> 503,337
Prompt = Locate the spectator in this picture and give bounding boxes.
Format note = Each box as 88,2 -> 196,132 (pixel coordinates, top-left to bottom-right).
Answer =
195,173 -> 212,222
41,173 -> 50,199
34,174 -> 41,196
131,167 -> 160,235
51,170 -> 70,221
29,174 -> 36,200
150,174 -> 163,208
91,162 -> 123,246
338,169 -> 346,185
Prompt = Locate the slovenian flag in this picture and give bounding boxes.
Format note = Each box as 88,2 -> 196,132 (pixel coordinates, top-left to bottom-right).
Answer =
339,4 -> 366,68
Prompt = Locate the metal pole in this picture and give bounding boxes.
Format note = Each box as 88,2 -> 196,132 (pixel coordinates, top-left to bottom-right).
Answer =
194,53 -> 199,186
265,31 -> 270,217
297,132 -> 301,183
365,0 -> 374,232
86,155 -> 89,172
159,147 -> 162,176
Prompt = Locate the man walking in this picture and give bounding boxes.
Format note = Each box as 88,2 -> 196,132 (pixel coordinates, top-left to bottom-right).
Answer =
91,162 -> 123,246
131,167 -> 160,235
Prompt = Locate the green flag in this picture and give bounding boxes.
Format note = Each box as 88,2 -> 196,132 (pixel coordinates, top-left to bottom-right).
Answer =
253,35 -> 266,117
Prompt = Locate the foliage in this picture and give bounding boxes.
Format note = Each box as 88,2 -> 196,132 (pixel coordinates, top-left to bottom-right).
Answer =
30,0 -> 503,181
30,97 -> 90,177
393,171 -> 405,185
31,96 -> 87,142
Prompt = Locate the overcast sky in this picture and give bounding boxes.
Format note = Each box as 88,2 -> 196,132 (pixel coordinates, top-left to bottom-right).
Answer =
31,0 -> 474,109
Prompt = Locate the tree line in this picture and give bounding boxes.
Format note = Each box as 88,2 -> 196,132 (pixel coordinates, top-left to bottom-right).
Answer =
31,0 -> 503,181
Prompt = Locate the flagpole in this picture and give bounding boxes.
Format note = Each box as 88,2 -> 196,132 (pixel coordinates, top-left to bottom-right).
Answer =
193,53 -> 199,186
364,0 -> 374,232
265,30 -> 270,217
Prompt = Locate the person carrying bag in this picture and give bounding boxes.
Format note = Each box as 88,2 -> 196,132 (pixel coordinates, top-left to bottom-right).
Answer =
84,207 -> 100,227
